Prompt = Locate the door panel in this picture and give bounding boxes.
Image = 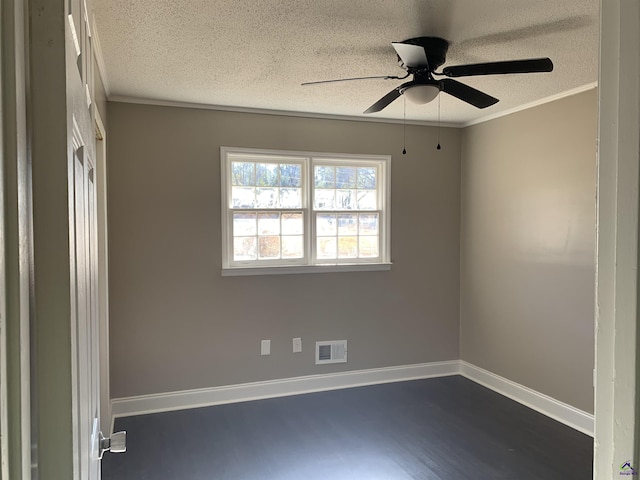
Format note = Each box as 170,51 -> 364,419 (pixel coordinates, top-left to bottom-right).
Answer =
67,0 -> 101,473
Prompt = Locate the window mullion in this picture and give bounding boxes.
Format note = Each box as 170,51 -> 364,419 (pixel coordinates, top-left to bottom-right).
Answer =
306,208 -> 313,265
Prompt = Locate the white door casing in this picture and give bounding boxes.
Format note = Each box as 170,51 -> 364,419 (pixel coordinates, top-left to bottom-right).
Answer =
594,1 -> 640,478
1,0 -> 32,478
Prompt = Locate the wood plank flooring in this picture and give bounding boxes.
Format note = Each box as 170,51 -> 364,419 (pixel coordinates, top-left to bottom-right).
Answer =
102,376 -> 593,479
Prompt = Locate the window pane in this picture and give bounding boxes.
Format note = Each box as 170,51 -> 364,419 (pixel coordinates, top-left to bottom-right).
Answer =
336,189 -> 357,210
338,214 -> 357,235
282,236 -> 303,258
314,165 -> 335,188
258,213 -> 280,235
232,187 -> 256,208
357,167 -> 377,189
282,212 -> 303,235
256,187 -> 278,208
280,188 -> 302,208
359,213 -> 379,235
259,236 -> 281,259
232,162 -> 255,186
317,237 -> 337,259
336,167 -> 356,188
233,212 -> 257,236
256,163 -> 278,187
280,164 -> 301,187
359,236 -> 379,258
314,189 -> 335,209
356,190 -> 377,210
234,237 -> 257,260
338,236 -> 358,258
316,214 -> 337,236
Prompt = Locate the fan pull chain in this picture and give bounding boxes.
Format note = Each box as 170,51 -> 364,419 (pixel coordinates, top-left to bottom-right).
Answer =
436,94 -> 442,151
402,96 -> 407,155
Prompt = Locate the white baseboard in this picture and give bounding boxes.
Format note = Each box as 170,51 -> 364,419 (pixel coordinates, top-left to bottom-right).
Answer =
111,360 -> 460,420
459,361 -> 594,437
111,360 -> 594,438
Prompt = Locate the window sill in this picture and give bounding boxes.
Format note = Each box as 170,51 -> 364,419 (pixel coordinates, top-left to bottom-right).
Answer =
221,263 -> 392,277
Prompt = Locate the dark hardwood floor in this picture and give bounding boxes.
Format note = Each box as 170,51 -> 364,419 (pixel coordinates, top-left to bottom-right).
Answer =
102,376 -> 593,479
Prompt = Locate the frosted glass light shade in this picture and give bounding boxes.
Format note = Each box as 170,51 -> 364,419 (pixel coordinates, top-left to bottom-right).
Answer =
403,84 -> 440,104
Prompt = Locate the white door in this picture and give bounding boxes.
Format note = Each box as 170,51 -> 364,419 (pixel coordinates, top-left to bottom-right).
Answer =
67,0 -> 115,473
25,0 -> 118,475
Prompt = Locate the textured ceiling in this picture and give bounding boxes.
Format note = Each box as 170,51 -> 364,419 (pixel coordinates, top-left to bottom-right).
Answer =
94,0 -> 599,125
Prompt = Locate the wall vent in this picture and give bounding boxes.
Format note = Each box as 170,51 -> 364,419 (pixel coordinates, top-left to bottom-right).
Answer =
315,340 -> 347,365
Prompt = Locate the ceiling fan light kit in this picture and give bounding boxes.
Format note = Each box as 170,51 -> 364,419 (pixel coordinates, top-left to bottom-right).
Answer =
402,83 -> 440,104
303,36 -> 554,115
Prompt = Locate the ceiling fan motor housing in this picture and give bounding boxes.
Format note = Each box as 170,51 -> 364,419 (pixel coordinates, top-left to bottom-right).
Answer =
398,37 -> 449,71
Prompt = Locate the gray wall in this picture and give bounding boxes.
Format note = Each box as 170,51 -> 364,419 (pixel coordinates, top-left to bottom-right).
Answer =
107,102 -> 461,398
460,89 -> 597,413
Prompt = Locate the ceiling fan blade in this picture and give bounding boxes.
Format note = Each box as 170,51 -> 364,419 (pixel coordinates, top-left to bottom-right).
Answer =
364,88 -> 402,114
392,42 -> 429,69
440,79 -> 499,109
442,58 -> 553,77
301,74 -> 407,86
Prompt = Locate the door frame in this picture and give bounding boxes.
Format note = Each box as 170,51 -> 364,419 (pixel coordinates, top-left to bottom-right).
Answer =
1,0 -> 33,477
594,1 -> 640,478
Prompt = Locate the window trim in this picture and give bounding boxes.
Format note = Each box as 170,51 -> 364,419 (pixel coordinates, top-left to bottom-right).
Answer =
220,146 -> 392,275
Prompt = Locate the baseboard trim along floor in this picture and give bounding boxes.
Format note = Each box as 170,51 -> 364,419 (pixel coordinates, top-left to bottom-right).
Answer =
458,361 -> 594,437
111,360 -> 459,422
111,360 -> 594,437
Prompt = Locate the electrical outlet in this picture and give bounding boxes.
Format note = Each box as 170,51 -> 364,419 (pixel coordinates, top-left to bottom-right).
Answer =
293,337 -> 302,353
261,340 -> 271,355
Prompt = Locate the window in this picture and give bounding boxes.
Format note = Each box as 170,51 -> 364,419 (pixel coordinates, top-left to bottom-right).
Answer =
221,147 -> 391,275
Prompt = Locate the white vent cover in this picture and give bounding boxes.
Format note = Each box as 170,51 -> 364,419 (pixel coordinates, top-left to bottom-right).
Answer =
315,340 -> 347,364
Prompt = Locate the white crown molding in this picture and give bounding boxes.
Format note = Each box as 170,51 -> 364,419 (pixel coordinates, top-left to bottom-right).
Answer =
106,84 -> 597,130
462,82 -> 598,128
91,17 -> 111,97
107,95 -> 459,128
459,361 -> 594,437
111,361 -> 460,420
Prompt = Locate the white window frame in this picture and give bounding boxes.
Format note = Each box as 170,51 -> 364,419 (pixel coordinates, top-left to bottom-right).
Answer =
221,147 -> 391,276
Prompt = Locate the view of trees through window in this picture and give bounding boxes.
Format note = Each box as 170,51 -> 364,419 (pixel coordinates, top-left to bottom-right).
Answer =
233,211 -> 304,261
231,161 -> 302,209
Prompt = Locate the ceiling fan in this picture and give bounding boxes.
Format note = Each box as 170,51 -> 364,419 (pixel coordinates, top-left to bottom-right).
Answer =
302,37 -> 553,114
